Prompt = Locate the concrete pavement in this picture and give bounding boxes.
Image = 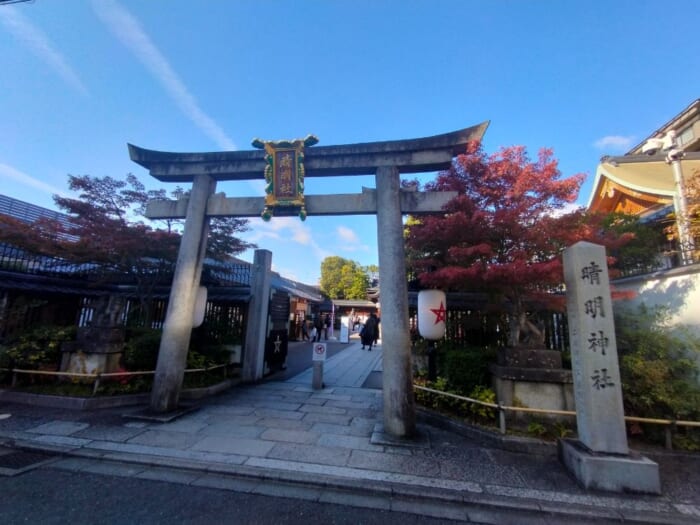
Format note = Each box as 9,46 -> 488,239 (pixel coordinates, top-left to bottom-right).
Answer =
1,340 -> 699,524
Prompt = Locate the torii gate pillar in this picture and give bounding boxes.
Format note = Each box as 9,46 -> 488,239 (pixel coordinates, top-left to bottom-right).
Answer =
376,166 -> 415,436
150,174 -> 215,412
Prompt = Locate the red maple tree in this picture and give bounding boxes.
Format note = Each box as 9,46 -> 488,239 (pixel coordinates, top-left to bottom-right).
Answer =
406,141 -> 623,347
0,174 -> 254,325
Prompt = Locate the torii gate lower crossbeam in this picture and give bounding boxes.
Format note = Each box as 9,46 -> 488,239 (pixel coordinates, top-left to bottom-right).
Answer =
129,122 -> 489,438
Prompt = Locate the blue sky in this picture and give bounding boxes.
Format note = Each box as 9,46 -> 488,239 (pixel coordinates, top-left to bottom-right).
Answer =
2,0 -> 698,285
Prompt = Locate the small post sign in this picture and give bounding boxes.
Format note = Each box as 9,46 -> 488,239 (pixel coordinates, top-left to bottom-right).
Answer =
312,342 -> 327,362
311,342 -> 326,390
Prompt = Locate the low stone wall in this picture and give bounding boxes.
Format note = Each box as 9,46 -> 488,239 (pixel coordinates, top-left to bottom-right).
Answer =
0,377 -> 241,410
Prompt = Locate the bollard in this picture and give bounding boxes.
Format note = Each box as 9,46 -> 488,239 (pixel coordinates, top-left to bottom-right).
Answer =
499,407 -> 507,434
312,361 -> 324,390
311,342 -> 327,390
665,425 -> 674,450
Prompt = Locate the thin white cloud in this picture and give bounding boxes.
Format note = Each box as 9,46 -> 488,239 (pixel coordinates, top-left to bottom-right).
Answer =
337,225 -> 359,243
238,217 -> 330,284
247,229 -> 282,243
0,6 -> 88,95
593,135 -> 635,152
336,224 -> 369,252
246,217 -> 331,260
92,0 -> 236,150
248,217 -> 313,245
0,163 -> 68,197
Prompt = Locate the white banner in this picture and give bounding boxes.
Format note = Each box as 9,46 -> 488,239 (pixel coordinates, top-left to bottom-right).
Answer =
339,316 -> 350,343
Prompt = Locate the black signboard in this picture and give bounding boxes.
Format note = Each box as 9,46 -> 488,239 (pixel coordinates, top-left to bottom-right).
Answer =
264,329 -> 288,373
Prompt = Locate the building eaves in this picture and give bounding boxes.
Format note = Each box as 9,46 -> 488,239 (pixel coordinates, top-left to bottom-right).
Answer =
626,99 -> 700,154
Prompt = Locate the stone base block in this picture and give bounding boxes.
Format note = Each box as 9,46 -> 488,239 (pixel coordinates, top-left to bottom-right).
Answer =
491,368 -> 575,426
498,347 -> 563,368
558,438 -> 660,494
60,350 -> 123,377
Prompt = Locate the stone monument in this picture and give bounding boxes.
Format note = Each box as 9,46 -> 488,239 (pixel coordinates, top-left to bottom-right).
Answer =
60,295 -> 125,377
560,241 -> 660,493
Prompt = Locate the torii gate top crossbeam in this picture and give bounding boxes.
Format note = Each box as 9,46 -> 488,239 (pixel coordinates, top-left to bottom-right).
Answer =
128,122 -> 489,182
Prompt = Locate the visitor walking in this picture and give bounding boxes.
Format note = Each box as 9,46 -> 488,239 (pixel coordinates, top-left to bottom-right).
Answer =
360,312 -> 379,351
323,314 -> 331,340
313,314 -> 324,342
301,319 -> 310,341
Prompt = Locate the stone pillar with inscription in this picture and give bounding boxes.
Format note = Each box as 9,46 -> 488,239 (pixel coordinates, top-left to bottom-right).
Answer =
560,241 -> 660,494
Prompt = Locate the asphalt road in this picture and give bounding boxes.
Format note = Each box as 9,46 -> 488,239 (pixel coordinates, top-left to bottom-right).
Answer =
0,467 -> 461,525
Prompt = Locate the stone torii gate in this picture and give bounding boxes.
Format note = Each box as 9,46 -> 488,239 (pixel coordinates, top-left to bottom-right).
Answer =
128,121 -> 488,437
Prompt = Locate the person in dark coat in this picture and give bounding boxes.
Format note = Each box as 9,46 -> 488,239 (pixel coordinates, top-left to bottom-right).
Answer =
323,314 -> 331,340
301,319 -> 310,341
313,314 -> 324,342
361,312 -> 379,351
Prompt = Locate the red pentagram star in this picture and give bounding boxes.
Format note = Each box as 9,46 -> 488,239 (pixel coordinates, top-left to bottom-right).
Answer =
430,301 -> 447,324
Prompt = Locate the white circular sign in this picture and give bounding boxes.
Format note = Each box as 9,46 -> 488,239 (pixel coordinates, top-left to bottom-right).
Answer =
312,343 -> 327,361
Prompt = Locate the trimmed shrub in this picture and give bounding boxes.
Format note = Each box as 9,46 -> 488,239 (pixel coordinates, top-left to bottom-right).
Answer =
123,328 -> 161,371
468,385 -> 497,422
1,325 -> 76,370
439,342 -> 497,395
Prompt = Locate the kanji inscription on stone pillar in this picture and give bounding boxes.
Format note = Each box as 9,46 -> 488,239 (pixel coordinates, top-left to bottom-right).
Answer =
563,241 -> 628,455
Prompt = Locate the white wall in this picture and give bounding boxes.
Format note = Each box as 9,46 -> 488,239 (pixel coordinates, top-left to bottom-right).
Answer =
613,265 -> 700,336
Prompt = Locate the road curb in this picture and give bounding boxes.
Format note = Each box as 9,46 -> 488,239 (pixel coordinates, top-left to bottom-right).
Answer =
8,437 -> 696,525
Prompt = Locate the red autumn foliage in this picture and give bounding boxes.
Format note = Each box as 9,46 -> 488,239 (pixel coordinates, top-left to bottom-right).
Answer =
0,174 -> 254,326
406,141 -> 628,346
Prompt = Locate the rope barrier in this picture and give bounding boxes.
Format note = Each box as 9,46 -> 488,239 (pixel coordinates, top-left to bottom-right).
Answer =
1,363 -> 232,397
412,384 -> 700,432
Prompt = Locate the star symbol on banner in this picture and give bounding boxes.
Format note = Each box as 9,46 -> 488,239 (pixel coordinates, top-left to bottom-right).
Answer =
273,336 -> 282,353
430,301 -> 447,324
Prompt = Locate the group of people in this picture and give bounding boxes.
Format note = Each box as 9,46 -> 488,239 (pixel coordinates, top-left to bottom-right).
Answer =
301,314 -> 331,342
300,311 -> 380,350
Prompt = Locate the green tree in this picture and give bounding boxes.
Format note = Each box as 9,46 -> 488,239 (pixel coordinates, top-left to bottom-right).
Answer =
364,264 -> 379,286
320,256 -> 370,299
600,212 -> 668,274
616,304 -> 700,423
